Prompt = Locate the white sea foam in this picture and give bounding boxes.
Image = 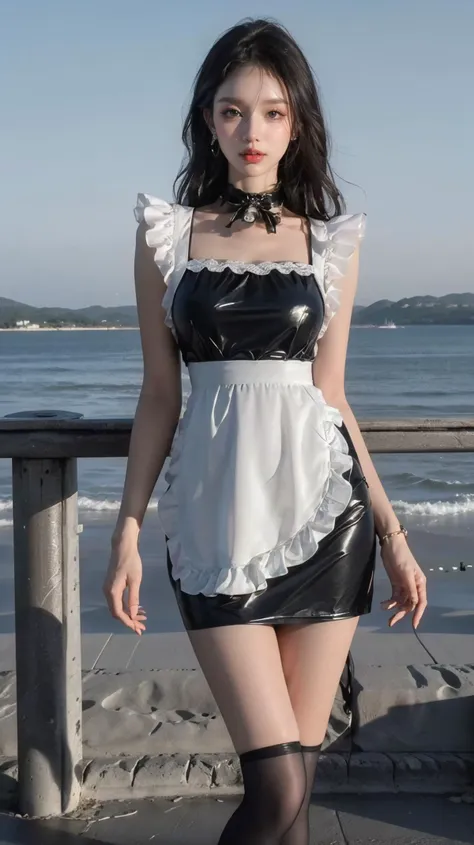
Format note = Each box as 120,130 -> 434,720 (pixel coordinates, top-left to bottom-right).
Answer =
78,496 -> 158,512
0,497 -> 158,514
2,492 -> 474,519
0,518 -> 13,527
392,497 -> 474,516
78,496 -> 122,512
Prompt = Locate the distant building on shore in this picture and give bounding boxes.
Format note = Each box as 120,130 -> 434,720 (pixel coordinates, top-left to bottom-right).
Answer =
15,320 -> 41,330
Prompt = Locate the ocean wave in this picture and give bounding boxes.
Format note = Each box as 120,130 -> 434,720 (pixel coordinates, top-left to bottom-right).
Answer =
0,497 -> 158,514
391,472 -> 474,492
392,497 -> 474,516
2,492 -> 474,519
78,496 -> 158,512
0,518 -> 13,528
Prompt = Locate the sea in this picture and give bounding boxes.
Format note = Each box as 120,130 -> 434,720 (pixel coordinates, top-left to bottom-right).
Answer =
0,326 -> 473,631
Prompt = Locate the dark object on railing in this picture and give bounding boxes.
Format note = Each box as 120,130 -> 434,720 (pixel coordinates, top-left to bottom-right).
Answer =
1,410 -> 474,816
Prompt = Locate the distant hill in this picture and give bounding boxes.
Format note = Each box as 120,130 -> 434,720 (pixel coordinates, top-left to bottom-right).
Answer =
1,293 -> 474,329
0,297 -> 138,328
352,293 -> 474,326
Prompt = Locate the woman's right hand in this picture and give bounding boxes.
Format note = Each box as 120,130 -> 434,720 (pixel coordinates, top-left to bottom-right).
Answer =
103,535 -> 147,635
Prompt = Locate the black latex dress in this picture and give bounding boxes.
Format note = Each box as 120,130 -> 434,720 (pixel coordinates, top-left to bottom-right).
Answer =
167,261 -> 376,629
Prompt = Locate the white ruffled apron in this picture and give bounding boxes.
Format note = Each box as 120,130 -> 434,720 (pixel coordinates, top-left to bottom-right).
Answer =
159,360 -> 354,597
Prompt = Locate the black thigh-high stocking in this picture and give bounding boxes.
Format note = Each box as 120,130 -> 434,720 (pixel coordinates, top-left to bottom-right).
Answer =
280,743 -> 322,845
217,741 -> 306,845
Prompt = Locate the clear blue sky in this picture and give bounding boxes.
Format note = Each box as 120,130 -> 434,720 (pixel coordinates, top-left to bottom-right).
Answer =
1,0 -> 473,308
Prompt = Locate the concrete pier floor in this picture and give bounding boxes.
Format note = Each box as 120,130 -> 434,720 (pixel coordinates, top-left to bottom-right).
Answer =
1,794 -> 474,844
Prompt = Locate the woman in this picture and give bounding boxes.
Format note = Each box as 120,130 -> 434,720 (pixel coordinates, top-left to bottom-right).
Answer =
103,18 -> 427,844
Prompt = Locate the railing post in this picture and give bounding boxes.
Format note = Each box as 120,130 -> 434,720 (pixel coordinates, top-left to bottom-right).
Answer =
7,411 -> 83,817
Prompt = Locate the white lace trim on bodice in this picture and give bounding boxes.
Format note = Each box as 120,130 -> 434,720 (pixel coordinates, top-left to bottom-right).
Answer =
134,194 -> 366,339
186,258 -> 316,276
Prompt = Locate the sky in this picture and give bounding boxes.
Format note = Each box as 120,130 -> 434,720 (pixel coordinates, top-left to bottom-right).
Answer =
1,0 -> 473,308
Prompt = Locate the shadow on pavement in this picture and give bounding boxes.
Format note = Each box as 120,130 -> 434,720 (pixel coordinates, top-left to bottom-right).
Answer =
2,794 -> 474,845
0,815 -> 110,845
317,794 -> 474,845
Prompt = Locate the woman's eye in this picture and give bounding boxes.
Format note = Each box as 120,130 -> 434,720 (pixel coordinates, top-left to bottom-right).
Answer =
268,110 -> 284,119
222,108 -> 241,118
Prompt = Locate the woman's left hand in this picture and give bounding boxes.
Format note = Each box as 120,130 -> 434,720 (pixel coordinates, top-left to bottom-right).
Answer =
380,535 -> 427,629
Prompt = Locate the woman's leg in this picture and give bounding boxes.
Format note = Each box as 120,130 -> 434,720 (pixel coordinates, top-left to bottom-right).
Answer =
188,624 -> 306,844
277,617 -> 359,845
279,743 -> 322,845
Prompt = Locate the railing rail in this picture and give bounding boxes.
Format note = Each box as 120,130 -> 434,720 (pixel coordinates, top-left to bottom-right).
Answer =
2,416 -> 474,458
2,411 -> 474,817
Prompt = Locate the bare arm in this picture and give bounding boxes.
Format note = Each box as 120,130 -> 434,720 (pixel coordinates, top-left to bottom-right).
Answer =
312,248 -> 427,628
112,221 -> 182,545
104,222 -> 181,633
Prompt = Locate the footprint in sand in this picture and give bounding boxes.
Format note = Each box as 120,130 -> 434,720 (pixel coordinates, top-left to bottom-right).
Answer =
101,681 -> 215,725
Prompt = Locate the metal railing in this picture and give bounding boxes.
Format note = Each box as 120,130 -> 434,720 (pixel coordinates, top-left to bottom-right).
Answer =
1,410 -> 474,816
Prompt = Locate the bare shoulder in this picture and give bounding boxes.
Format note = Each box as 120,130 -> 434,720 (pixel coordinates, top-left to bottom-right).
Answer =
192,202 -> 223,221
281,207 -> 311,234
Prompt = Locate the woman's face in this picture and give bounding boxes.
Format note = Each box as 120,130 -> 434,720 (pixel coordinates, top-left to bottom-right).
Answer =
210,65 -> 293,190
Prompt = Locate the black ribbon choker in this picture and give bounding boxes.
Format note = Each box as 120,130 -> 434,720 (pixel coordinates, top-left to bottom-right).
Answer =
221,183 -> 284,234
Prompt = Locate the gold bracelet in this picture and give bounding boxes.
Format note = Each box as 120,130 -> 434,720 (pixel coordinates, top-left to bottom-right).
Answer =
379,524 -> 408,547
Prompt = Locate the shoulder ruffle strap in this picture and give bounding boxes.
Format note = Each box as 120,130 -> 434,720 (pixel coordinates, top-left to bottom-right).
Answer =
134,193 -> 175,285
134,193 -> 194,336
311,213 -> 366,338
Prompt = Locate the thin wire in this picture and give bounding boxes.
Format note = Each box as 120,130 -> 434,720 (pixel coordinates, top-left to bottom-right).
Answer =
413,625 -> 437,663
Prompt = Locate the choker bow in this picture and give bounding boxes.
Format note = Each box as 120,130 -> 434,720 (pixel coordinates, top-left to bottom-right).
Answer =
221,184 -> 284,234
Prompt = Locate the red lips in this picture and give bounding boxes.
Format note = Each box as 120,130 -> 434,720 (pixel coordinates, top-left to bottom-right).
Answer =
240,149 -> 265,163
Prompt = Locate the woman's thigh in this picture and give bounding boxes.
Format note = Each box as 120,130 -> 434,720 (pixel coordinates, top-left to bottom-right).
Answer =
275,617 -> 359,746
188,623 -> 300,754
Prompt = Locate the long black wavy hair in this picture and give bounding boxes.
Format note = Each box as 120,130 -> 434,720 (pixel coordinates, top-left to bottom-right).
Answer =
174,18 -> 344,220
